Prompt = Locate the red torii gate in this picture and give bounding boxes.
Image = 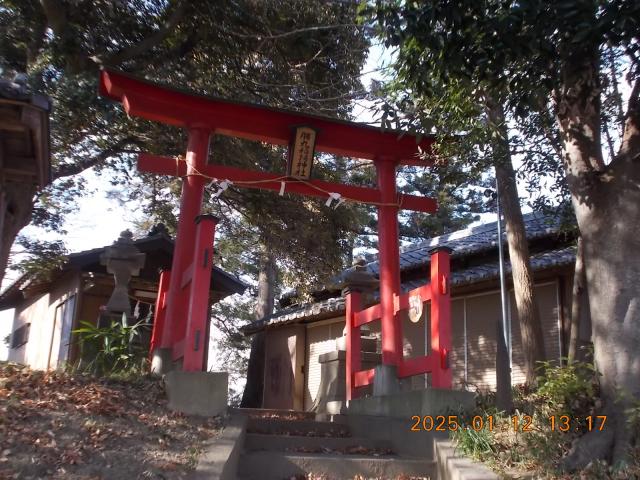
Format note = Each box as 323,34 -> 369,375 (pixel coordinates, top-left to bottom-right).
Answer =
98,69 -> 452,393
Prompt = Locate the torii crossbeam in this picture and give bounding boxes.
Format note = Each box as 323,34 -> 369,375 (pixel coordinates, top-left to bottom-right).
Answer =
99,69 -> 452,391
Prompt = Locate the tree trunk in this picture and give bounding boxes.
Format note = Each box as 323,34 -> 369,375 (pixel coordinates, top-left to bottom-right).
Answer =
556,42 -> 640,469
486,99 -> 546,387
568,237 -> 591,364
0,182 -> 37,286
240,244 -> 277,408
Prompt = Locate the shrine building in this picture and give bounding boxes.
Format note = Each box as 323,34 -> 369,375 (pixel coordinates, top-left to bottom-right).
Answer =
1,227 -> 246,371
243,212 -> 581,411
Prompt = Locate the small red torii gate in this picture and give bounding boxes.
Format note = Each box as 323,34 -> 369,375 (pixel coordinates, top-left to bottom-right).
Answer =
98,69 -> 452,393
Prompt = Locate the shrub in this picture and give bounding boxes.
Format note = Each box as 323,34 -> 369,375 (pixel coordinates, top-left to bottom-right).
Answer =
452,359 -> 605,477
73,315 -> 149,375
536,359 -> 597,413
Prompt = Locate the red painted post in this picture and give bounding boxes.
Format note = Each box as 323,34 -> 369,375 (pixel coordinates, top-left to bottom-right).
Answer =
430,247 -> 452,388
375,159 -> 402,366
183,215 -> 218,372
161,128 -> 210,349
149,269 -> 170,360
345,289 -> 362,401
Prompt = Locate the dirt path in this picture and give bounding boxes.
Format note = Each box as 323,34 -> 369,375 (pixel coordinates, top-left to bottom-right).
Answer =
0,362 -> 222,479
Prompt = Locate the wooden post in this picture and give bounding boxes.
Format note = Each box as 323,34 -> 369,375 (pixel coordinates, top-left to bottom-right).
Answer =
183,215 -> 218,372
430,247 -> 452,388
345,288 -> 362,401
162,128 -> 210,348
375,159 -> 402,366
149,269 -> 170,360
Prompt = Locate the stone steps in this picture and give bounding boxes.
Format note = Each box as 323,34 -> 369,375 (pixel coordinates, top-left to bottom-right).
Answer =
234,410 -> 436,479
244,432 -> 394,453
237,450 -> 435,480
246,417 -> 351,437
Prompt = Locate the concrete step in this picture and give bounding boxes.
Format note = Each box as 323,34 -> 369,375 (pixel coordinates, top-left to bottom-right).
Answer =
246,417 -> 352,437
314,413 -> 349,424
231,407 -> 316,421
244,432 -> 394,453
237,450 -> 435,479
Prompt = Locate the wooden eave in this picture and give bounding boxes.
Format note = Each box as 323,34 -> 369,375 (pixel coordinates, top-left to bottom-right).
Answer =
0,97 -> 51,188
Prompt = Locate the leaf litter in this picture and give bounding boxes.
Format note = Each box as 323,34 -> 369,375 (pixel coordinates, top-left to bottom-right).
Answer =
0,362 -> 222,479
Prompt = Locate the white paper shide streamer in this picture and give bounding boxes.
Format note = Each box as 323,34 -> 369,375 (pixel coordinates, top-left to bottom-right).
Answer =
325,192 -> 344,209
212,179 -> 232,198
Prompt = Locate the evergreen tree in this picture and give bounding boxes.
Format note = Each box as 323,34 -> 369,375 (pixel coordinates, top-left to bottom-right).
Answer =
371,0 -> 640,468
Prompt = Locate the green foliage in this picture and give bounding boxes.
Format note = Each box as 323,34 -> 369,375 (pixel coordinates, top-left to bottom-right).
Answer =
1,0 -> 371,389
451,424 -> 495,461
73,317 -> 149,376
626,397 -> 640,433
209,295 -> 255,405
537,360 -> 597,413
370,0 -> 639,118
1,0 -> 369,282
451,360 -> 607,476
15,237 -> 67,280
367,0 -> 637,218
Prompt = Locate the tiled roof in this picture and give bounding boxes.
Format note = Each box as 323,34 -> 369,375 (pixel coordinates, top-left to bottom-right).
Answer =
0,231 -> 247,310
0,75 -> 51,110
363,212 -> 565,276
242,212 -> 574,334
241,245 -> 576,334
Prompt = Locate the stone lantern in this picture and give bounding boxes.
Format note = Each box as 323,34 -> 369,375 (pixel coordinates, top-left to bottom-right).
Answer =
312,257 -> 381,414
99,230 -> 146,320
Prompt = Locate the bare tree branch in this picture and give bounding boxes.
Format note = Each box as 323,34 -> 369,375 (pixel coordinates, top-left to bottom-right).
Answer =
617,76 -> 640,162
222,23 -> 362,41
53,136 -> 143,180
27,13 -> 48,67
91,0 -> 187,67
627,75 -> 640,115
39,0 -> 94,73
39,0 -> 68,35
607,46 -> 626,134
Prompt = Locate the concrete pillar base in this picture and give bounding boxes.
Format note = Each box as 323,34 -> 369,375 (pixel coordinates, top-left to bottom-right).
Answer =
373,364 -> 401,397
165,370 -> 228,416
150,348 -> 173,376
312,350 -> 380,413
347,388 -> 475,418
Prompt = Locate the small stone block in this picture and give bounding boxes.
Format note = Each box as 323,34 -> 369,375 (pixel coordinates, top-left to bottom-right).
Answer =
165,370 -> 228,417
373,364 -> 401,397
150,348 -> 173,376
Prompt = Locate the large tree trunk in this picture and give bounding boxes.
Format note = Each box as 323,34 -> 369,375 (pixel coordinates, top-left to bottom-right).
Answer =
568,237 -> 591,364
556,41 -> 640,469
240,244 -> 277,408
0,182 -> 37,286
487,99 -> 546,387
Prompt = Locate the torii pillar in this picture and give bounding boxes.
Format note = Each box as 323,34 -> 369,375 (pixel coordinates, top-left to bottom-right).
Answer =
152,128 -> 211,374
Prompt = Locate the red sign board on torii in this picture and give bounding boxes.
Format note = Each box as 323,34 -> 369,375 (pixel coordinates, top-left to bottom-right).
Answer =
98,69 -> 452,393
